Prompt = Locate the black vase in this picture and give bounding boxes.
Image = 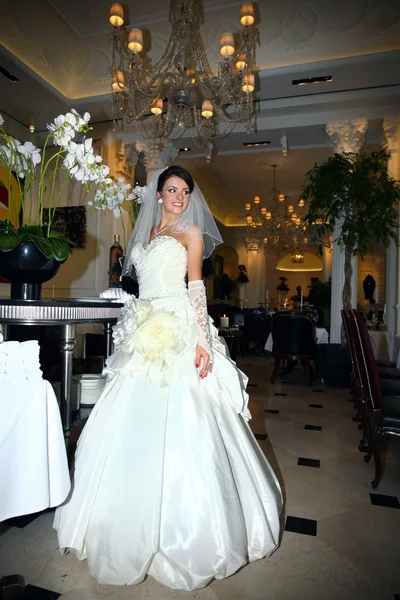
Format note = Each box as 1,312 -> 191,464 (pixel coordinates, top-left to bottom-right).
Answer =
363,274 -> 376,303
0,241 -> 62,300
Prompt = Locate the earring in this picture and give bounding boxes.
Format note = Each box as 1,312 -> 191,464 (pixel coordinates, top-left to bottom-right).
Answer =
158,198 -> 163,204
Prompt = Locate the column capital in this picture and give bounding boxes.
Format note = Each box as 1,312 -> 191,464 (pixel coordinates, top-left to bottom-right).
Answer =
326,119 -> 368,154
135,140 -> 178,174
382,117 -> 398,153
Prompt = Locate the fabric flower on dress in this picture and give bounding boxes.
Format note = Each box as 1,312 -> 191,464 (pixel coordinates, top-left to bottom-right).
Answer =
112,297 -> 152,353
112,297 -> 187,384
134,310 -> 186,366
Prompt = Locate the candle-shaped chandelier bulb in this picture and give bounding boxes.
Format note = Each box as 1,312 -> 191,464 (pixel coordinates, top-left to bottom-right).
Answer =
112,70 -> 125,91
242,73 -> 255,93
201,100 -> 213,119
128,28 -> 143,53
235,53 -> 247,70
109,3 -> 124,26
240,3 -> 255,26
151,98 -> 163,115
219,33 -> 235,57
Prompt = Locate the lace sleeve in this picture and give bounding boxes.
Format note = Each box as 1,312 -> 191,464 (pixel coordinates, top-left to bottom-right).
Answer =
188,280 -> 212,360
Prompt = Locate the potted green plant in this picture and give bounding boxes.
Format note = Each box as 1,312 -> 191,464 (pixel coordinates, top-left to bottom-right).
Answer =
305,277 -> 331,326
0,110 -> 137,299
302,148 -> 400,310
301,148 -> 400,387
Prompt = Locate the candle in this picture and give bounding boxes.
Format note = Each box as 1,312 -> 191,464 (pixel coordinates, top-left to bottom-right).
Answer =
220,315 -> 229,328
278,294 -> 281,309
266,289 -> 269,306
300,292 -> 303,310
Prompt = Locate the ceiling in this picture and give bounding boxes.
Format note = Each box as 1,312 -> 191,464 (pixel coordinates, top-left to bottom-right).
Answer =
0,0 -> 399,224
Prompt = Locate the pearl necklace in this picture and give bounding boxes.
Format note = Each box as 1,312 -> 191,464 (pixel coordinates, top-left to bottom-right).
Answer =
154,222 -> 176,237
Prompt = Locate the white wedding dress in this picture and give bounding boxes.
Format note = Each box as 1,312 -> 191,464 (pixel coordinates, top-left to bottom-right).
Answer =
54,235 -> 282,591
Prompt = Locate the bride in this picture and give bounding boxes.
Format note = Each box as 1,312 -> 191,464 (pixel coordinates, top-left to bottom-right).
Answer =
54,165 -> 283,591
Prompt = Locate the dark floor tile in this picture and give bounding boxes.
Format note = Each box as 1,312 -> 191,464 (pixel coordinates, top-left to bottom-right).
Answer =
24,585 -> 61,599
312,389 -> 324,393
254,433 -> 267,440
282,381 -> 293,384
264,409 -> 280,414
298,457 -> 321,468
3,509 -> 52,529
247,383 -> 259,387
304,425 -> 322,431
370,493 -> 400,509
309,403 -> 323,408
285,515 -> 317,536
274,392 -> 287,396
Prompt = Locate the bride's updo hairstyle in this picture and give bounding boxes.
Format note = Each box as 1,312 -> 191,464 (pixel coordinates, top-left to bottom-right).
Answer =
157,165 -> 194,194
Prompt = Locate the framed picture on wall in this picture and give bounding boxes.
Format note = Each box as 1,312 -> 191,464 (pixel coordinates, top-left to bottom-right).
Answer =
42,206 -> 87,248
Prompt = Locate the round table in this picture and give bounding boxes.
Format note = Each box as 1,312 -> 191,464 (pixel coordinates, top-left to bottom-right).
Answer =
0,299 -> 123,444
218,327 -> 243,361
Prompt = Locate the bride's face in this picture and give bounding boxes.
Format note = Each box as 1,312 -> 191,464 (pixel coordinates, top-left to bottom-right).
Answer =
158,176 -> 190,216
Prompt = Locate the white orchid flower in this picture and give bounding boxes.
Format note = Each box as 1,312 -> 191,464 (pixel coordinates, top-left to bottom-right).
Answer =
132,185 -> 147,204
0,114 -> 3,126
18,141 -> 41,166
100,165 -> 110,177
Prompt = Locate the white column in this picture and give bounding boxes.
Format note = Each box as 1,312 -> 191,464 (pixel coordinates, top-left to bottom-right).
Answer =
326,119 -> 368,343
382,117 -> 399,335
135,141 -> 178,183
322,243 -> 332,282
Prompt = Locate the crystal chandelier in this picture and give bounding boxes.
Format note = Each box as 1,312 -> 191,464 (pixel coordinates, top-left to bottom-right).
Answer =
243,165 -> 309,252
262,165 -> 308,251
108,1 -> 258,161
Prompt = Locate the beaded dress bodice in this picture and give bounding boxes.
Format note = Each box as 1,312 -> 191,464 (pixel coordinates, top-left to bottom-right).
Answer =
131,236 -> 188,301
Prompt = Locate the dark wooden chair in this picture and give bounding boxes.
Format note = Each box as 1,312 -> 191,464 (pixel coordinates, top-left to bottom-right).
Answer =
270,312 -> 316,386
242,309 -> 271,355
348,309 -> 400,489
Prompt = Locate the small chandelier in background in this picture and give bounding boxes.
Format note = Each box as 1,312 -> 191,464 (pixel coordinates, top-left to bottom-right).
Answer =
109,1 -> 258,161
243,164 -> 310,252
291,247 -> 304,263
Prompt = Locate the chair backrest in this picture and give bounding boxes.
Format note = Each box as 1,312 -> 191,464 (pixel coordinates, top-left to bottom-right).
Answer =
271,312 -> 316,356
341,310 -> 358,369
243,311 -> 271,344
348,309 -> 383,410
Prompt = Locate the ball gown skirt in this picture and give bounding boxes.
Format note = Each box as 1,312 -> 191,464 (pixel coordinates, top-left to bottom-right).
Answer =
54,295 -> 283,591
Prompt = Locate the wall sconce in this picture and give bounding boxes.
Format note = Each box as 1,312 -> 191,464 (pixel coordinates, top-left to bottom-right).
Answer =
29,116 -> 36,134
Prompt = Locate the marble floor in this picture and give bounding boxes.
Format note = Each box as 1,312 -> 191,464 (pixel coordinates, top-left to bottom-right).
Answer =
1,355 -> 399,600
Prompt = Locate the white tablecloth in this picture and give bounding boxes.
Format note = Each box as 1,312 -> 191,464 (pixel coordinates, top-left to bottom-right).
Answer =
0,379 -> 71,522
368,330 -> 400,368
264,327 -> 329,352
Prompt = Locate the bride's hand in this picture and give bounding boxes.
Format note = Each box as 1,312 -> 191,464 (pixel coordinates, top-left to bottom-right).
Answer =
195,345 -> 212,379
